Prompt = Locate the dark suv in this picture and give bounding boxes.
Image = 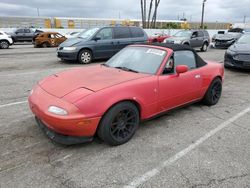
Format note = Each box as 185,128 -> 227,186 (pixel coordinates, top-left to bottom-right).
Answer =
10,28 -> 43,43
57,26 -> 148,64
164,30 -> 210,52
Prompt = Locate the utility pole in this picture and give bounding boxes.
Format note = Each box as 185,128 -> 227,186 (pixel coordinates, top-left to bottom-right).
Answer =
37,8 -> 40,17
200,0 -> 207,29
243,15 -> 246,28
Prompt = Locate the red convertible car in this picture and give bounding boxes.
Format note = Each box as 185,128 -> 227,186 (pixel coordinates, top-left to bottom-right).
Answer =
148,33 -> 170,43
29,44 -> 224,146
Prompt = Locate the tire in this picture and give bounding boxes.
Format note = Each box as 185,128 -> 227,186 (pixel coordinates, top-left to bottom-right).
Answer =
97,102 -> 139,146
78,49 -> 92,64
42,42 -> 49,48
153,39 -> 158,43
203,78 -> 222,106
201,42 -> 208,52
0,41 -> 9,49
183,43 -> 189,46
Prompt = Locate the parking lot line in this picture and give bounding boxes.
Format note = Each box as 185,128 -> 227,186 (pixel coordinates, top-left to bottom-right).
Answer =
0,100 -> 27,109
124,106 -> 250,188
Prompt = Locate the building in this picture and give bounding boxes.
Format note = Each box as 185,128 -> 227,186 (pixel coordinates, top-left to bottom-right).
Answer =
0,16 -> 230,29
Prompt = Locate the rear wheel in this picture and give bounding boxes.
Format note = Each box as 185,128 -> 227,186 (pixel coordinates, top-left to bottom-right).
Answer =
203,78 -> 222,106
97,102 -> 139,146
0,41 -> 9,49
78,49 -> 92,64
42,42 -> 49,48
201,42 -> 208,52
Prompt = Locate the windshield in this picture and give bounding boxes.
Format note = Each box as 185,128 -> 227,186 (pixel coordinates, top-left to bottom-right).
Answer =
174,30 -> 192,37
105,46 -> 167,74
78,28 -> 99,39
237,34 -> 250,44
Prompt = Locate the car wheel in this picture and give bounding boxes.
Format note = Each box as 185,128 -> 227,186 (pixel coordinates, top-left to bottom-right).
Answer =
201,42 -> 208,52
42,42 -> 49,48
203,78 -> 222,106
183,43 -> 189,46
78,49 -> 92,64
97,102 -> 139,146
0,41 -> 9,49
153,39 -> 158,43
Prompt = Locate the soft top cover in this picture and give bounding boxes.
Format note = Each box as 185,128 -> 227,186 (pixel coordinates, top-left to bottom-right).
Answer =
146,43 -> 207,68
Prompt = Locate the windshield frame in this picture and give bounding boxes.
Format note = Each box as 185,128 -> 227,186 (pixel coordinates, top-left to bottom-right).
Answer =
105,46 -> 168,75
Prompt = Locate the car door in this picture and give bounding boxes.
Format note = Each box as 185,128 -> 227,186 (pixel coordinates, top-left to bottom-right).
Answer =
158,50 -> 202,111
130,27 -> 147,44
113,27 -> 132,53
197,31 -> 205,47
190,31 -> 200,47
92,27 -> 115,58
15,29 -> 25,41
48,34 -> 56,47
24,29 -> 33,41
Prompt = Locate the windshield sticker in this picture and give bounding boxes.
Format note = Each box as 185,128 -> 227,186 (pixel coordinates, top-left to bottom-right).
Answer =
146,49 -> 165,56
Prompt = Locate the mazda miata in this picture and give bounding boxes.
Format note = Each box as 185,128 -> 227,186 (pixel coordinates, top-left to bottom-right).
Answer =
29,44 -> 224,146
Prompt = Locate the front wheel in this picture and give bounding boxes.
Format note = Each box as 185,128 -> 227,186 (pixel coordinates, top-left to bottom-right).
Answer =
203,78 -> 222,106
0,41 -> 9,49
78,49 -> 92,64
97,102 -> 139,146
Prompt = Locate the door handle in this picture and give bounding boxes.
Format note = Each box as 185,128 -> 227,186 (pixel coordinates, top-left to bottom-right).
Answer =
195,74 -> 201,79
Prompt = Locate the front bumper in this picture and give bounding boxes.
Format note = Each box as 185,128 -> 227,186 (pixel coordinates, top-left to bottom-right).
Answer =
224,53 -> 250,69
214,40 -> 234,49
35,117 -> 93,145
57,48 -> 79,60
28,85 -> 101,144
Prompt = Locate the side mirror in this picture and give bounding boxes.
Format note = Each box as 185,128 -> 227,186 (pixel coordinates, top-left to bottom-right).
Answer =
176,65 -> 188,75
191,35 -> 196,39
93,37 -> 101,41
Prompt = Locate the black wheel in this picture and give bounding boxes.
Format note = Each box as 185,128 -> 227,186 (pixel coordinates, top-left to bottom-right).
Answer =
203,78 -> 222,106
201,42 -> 208,52
78,49 -> 92,64
153,39 -> 158,43
0,41 -> 9,49
97,102 -> 139,146
183,43 -> 189,46
42,42 -> 49,48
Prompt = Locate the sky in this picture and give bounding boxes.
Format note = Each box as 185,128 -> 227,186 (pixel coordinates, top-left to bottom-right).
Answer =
0,0 -> 249,23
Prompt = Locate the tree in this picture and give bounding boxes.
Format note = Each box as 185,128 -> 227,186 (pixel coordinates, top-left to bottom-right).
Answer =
140,0 -> 161,28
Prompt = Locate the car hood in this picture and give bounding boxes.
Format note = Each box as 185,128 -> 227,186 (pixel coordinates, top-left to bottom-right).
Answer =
59,37 -> 87,47
213,33 -> 241,40
39,65 -> 150,98
166,36 -> 187,41
229,43 -> 250,53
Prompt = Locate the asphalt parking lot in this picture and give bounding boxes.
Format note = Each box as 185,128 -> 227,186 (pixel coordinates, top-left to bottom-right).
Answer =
0,45 -> 250,188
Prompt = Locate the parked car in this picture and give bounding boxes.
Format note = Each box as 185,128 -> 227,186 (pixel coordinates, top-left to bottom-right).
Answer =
224,33 -> 250,69
34,32 -> 67,48
57,26 -> 148,64
163,30 -> 210,52
211,28 -> 247,49
64,31 -> 80,39
10,28 -> 43,43
29,43 -> 224,146
0,31 -> 13,49
148,33 -> 170,43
